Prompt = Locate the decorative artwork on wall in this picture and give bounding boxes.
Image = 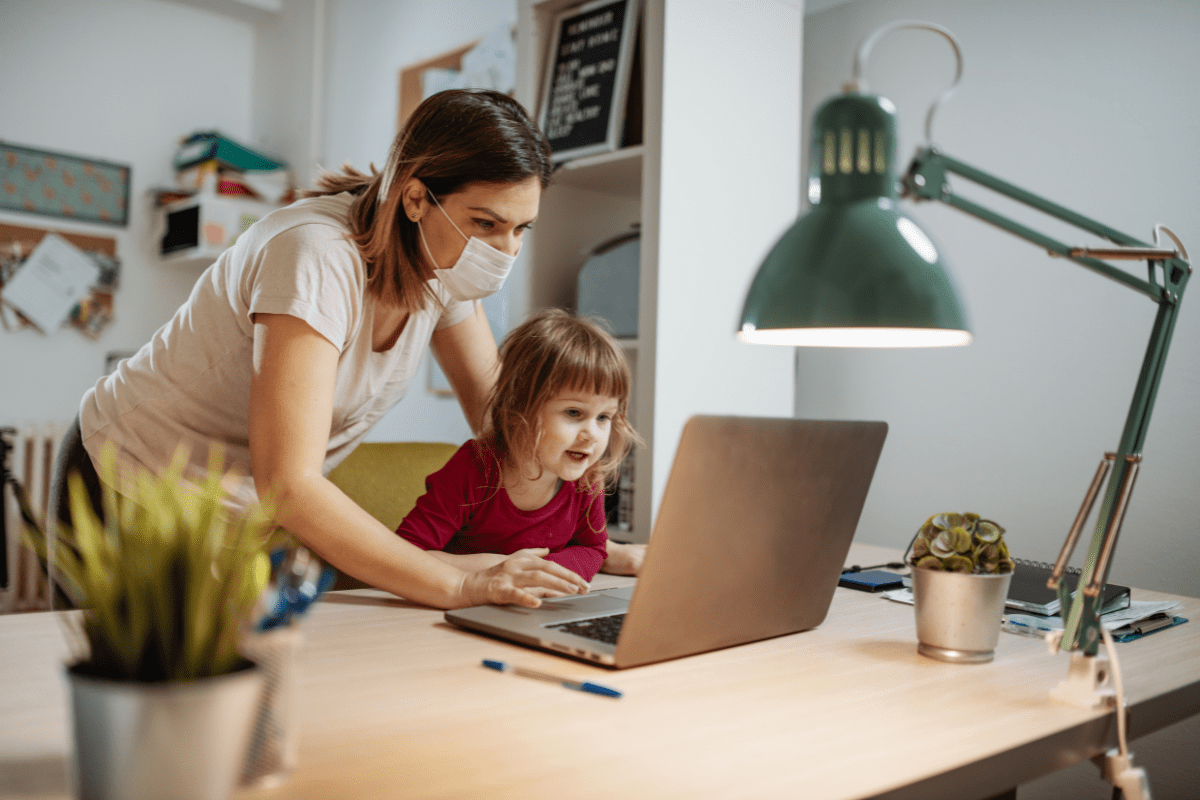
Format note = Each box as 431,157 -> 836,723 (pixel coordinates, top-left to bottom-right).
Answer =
0,141 -> 131,226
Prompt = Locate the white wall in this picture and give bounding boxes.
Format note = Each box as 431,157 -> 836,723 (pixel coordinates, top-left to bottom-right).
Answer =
322,0 -> 519,444
801,0 -> 1199,599
0,0 -> 257,427
649,0 -> 799,519
253,0 -> 324,189
803,4 -> 1199,797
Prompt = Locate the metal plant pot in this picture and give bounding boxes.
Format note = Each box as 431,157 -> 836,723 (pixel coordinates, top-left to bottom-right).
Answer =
65,663 -> 262,800
911,567 -> 1014,664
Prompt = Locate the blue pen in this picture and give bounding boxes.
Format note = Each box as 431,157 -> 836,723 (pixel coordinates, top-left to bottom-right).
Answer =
482,659 -> 622,698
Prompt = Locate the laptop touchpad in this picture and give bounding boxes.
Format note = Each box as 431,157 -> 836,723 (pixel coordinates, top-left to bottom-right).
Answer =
536,590 -> 630,624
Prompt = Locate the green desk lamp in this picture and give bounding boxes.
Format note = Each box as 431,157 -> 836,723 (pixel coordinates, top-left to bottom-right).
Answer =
740,22 -> 1191,670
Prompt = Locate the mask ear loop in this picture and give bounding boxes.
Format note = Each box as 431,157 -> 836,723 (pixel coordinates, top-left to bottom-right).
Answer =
426,190 -> 469,241
415,216 -> 440,271
842,20 -> 964,147
416,188 -> 471,271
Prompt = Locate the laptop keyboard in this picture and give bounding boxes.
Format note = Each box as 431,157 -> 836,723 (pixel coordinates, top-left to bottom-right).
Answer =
549,613 -> 626,645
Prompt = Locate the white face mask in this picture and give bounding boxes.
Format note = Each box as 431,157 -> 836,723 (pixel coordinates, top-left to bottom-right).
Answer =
418,192 -> 517,301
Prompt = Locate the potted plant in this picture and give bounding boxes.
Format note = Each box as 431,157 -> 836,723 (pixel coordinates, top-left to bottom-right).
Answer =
908,512 -> 1015,663
25,444 -> 273,800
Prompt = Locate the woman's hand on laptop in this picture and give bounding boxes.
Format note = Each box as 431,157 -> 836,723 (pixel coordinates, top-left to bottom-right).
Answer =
456,549 -> 588,608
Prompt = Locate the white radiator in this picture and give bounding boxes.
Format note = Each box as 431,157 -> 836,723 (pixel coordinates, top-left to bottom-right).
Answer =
1,421 -> 67,613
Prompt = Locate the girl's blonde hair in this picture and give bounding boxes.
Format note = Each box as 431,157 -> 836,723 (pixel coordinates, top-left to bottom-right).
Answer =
484,308 -> 642,495
303,89 -> 553,314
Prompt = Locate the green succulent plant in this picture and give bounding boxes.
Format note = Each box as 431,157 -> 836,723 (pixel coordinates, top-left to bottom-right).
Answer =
908,512 -> 1014,575
22,443 -> 273,682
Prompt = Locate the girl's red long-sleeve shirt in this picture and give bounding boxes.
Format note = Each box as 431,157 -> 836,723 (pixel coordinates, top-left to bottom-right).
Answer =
394,442 -> 608,580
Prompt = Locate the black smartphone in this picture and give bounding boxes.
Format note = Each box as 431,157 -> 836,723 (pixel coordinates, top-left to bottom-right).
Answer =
838,570 -> 906,593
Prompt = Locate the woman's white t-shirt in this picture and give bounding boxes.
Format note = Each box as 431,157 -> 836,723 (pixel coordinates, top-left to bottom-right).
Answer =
80,192 -> 473,512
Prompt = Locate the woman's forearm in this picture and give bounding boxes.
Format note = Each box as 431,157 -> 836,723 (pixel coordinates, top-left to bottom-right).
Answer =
263,470 -> 589,609
268,472 -> 472,608
425,550 -> 507,571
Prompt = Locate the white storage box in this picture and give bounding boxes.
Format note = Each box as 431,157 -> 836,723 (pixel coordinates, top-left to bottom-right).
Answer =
159,193 -> 279,265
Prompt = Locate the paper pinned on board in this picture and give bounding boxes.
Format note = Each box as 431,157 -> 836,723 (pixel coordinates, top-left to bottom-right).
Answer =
0,232 -> 99,333
420,23 -> 516,102
460,23 -> 516,93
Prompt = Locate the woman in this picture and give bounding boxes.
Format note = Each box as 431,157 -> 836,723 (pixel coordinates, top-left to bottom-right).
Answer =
57,89 -> 590,609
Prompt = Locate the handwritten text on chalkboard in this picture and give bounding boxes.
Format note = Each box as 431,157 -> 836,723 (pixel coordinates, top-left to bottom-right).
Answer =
542,0 -> 631,156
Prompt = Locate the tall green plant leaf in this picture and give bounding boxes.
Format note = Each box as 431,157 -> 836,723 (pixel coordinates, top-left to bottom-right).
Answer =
42,442 -> 273,682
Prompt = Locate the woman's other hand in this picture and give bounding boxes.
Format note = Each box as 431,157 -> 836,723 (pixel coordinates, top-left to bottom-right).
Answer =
458,549 -> 588,608
600,541 -> 646,576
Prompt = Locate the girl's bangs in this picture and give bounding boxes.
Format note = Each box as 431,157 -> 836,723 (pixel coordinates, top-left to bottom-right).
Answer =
560,346 -> 630,403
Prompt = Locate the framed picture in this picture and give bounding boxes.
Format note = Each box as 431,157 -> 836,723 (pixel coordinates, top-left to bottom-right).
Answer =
538,0 -> 640,163
0,142 -> 131,226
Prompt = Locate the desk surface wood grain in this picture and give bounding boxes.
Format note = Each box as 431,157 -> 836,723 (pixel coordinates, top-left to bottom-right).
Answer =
2,543 -> 1198,800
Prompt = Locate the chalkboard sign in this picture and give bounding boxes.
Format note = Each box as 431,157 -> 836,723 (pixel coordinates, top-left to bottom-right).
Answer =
538,0 -> 640,163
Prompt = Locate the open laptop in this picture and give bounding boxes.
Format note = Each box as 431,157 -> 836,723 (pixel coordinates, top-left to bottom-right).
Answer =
445,415 -> 888,669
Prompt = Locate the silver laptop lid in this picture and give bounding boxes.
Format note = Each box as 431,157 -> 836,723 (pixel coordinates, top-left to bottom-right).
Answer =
613,416 -> 887,667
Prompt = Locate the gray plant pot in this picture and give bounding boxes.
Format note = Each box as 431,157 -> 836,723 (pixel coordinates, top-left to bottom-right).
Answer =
65,663 -> 262,800
911,567 -> 1014,663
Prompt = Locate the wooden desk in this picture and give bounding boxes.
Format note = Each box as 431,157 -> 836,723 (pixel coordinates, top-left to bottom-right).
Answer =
2,543 -> 1198,800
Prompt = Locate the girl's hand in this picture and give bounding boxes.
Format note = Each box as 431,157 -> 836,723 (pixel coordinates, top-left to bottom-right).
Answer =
458,550 -> 588,608
601,541 -> 646,576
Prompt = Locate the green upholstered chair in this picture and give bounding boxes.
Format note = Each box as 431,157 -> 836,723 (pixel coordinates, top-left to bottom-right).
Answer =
325,441 -> 459,590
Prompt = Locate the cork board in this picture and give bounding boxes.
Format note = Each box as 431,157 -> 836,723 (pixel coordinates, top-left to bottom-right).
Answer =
396,40 -> 479,131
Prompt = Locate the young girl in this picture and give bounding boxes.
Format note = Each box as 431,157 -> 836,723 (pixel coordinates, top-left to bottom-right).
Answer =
395,308 -> 641,582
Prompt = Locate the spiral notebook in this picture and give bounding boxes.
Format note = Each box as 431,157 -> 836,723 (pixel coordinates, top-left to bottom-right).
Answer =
1006,558 -> 1131,617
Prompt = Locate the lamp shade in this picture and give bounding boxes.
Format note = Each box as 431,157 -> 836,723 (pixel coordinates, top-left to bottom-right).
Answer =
739,92 -> 972,347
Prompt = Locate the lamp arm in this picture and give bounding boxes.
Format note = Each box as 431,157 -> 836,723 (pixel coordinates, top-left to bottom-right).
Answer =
906,148 -> 1172,301
904,147 -> 1192,655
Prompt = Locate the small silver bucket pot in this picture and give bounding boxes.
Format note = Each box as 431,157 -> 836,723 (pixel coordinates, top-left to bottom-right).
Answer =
911,568 -> 1014,664
65,663 -> 262,800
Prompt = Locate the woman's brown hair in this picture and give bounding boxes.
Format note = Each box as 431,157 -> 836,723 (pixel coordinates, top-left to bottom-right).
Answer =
483,308 -> 642,496
305,89 -> 553,313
